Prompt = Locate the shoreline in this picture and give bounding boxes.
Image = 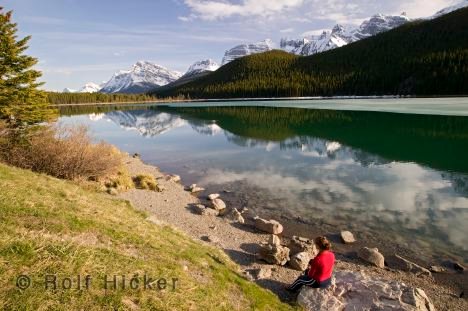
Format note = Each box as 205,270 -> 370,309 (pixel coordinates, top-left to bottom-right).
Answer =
51,95 -> 468,107
118,154 -> 467,310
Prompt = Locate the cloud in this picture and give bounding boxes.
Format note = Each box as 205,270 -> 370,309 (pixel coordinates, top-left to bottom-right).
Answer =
280,27 -> 295,33
397,0 -> 458,18
182,0 -> 305,20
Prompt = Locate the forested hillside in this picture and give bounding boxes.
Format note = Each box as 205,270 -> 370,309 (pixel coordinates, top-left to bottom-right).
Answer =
153,8 -> 468,98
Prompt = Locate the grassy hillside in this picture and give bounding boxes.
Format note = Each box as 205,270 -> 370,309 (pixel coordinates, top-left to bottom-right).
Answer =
154,8 -> 468,98
0,163 -> 295,310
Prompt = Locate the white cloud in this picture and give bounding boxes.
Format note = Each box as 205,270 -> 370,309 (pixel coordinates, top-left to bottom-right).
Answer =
280,27 -> 295,33
397,0 -> 458,18
182,0 -> 305,20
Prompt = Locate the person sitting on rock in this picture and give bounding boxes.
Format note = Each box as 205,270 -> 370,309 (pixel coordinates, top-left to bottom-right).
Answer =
287,236 -> 335,292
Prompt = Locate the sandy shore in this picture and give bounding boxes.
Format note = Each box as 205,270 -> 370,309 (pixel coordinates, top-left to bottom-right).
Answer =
118,156 -> 467,310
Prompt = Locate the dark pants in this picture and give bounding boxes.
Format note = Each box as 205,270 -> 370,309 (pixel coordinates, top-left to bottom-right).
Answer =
287,270 -> 332,293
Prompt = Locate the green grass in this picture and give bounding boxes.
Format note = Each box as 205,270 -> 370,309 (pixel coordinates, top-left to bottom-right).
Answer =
0,163 -> 297,310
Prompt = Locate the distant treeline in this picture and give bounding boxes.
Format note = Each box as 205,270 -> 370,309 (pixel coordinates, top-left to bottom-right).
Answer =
47,92 -> 188,105
154,8 -> 468,98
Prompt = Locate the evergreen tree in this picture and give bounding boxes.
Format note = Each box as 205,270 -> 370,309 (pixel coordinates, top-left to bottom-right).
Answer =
0,7 -> 56,127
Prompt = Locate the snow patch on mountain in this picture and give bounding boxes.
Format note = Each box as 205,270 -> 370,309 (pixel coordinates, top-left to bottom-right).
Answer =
281,13 -> 410,56
431,0 -> 468,18
183,59 -> 220,77
79,82 -> 102,93
222,39 -> 274,65
62,88 -> 77,93
100,61 -> 182,94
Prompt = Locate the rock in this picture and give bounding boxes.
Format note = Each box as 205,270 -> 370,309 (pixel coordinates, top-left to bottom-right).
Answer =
357,247 -> 385,268
453,262 -> 465,272
429,265 -> 446,273
269,235 -> 281,246
288,236 -> 318,258
193,204 -> 218,216
201,235 -> 219,243
258,244 -> 290,266
166,174 -> 181,183
225,208 -> 244,223
107,188 -> 118,195
189,184 -> 205,193
340,231 -> 356,244
290,252 -> 311,271
132,153 -> 140,158
254,217 -> 283,235
156,185 -> 165,192
251,267 -> 272,280
208,193 -> 220,200
297,270 -> 435,311
387,254 -> 432,276
211,198 -> 226,211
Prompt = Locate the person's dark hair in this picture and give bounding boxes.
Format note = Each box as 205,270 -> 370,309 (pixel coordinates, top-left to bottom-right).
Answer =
314,236 -> 332,251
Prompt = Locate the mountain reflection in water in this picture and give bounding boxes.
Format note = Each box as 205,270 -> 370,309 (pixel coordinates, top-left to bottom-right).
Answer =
60,105 -> 468,261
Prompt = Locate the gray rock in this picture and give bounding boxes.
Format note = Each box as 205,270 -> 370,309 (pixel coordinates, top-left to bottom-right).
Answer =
288,236 -> 318,258
298,270 -> 435,311
429,266 -> 446,273
225,208 -> 244,223
193,204 -> 219,216
258,244 -> 290,266
189,184 -> 205,193
357,247 -> 385,268
387,254 -> 432,276
251,267 -> 272,280
340,231 -> 356,244
254,217 -> 283,235
208,193 -> 220,200
166,174 -> 181,183
290,252 -> 311,271
211,198 -> 227,211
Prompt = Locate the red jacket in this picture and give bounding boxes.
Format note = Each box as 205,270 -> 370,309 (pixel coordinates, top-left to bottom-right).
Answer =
308,250 -> 335,282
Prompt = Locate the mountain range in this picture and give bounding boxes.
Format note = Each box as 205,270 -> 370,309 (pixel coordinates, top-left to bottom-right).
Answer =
65,1 -> 468,95
153,6 -> 468,98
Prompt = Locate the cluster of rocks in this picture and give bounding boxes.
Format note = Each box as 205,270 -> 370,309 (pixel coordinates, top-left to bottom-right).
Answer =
298,271 -> 436,311
190,190 -> 246,224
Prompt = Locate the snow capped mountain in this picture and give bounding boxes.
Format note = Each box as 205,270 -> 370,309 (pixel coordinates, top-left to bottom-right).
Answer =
62,88 -> 76,93
90,111 -> 187,137
222,39 -> 274,65
281,13 -> 410,56
431,0 -> 468,18
100,61 -> 182,94
183,59 -> 220,77
78,82 -> 102,93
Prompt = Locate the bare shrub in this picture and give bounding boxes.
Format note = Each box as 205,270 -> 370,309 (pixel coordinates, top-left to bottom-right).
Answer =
0,124 -> 123,180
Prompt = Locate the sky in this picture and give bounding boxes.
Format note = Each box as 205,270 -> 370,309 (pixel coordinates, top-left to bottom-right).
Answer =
4,0 -> 461,91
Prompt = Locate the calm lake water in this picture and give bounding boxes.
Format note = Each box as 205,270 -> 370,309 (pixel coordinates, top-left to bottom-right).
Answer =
59,98 -> 468,262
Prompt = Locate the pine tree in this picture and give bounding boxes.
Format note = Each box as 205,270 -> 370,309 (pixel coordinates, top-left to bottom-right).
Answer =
0,7 -> 56,127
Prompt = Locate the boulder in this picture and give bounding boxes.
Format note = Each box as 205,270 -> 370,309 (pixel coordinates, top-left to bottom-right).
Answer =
251,267 -> 272,280
208,193 -> 220,200
201,235 -> 220,243
189,184 -> 205,193
298,270 -> 435,311
357,247 -> 385,268
288,236 -> 318,258
429,266 -> 446,273
340,231 -> 356,244
193,204 -> 219,216
254,217 -> 283,235
387,254 -> 432,276
225,208 -> 244,223
211,198 -> 227,211
453,262 -> 465,272
258,244 -> 290,266
166,174 -> 181,183
290,252 -> 311,271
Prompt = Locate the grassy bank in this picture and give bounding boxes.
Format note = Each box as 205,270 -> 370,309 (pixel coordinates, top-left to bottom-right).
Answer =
0,163 -> 296,310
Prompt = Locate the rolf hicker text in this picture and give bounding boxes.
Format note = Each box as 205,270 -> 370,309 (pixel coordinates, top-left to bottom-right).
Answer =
36,274 -> 178,291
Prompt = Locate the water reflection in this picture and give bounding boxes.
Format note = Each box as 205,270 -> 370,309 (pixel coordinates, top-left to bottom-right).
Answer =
61,105 -> 468,260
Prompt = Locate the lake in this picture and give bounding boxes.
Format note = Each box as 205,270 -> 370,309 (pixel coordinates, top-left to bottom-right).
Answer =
59,98 -> 468,263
